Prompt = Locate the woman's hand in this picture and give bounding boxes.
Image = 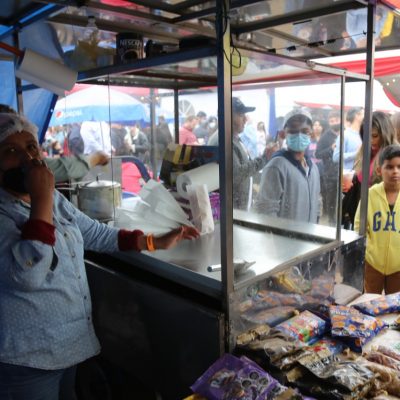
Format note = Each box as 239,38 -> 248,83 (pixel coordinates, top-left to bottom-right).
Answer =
138,226 -> 200,251
24,158 -> 55,199
25,158 -> 55,224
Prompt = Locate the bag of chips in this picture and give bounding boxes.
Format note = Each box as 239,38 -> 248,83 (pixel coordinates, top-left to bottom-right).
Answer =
272,267 -> 311,294
310,274 -> 335,301
353,292 -> 400,316
242,306 -> 296,327
190,353 -> 280,400
275,310 -> 328,344
329,305 -> 387,352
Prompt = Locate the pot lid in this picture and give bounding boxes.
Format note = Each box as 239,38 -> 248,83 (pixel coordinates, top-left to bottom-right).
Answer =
83,180 -> 120,188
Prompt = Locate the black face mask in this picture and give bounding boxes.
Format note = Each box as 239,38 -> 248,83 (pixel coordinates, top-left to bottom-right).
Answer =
2,167 -> 28,194
330,124 -> 341,132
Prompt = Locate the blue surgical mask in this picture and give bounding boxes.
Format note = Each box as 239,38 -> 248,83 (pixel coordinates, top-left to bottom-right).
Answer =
286,133 -> 311,152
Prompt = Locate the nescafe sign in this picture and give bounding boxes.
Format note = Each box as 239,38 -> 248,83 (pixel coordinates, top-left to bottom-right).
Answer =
116,33 -> 143,63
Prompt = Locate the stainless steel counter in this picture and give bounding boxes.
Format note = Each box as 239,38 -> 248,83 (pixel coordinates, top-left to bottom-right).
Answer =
111,210 -> 362,297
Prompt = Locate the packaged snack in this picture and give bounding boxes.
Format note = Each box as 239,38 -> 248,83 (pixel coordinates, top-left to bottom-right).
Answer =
377,345 -> 400,362
272,268 -> 311,294
353,292 -> 400,316
238,291 -> 312,314
299,355 -> 374,396
310,274 -> 335,301
357,357 -> 400,397
275,310 -> 328,344
329,305 -> 387,352
308,337 -> 347,355
236,325 -> 271,347
242,306 -> 296,327
237,330 -> 304,367
191,353 -> 280,400
364,350 -> 400,371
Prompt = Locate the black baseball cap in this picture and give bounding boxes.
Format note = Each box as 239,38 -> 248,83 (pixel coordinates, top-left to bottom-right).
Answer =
232,97 -> 255,114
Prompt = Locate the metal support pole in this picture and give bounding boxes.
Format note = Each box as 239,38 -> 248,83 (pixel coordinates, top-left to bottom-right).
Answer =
12,32 -> 24,114
149,88 -> 157,176
216,0 -> 234,351
358,2 -> 376,235
174,89 -> 179,143
337,76 -> 345,240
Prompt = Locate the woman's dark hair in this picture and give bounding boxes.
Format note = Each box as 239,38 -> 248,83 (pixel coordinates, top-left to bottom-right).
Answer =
359,111 -> 396,146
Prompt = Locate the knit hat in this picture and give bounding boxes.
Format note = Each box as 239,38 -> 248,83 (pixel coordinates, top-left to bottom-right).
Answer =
283,109 -> 313,129
0,113 -> 38,144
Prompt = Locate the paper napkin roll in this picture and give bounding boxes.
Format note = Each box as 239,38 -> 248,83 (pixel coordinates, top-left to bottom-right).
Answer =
176,162 -> 219,199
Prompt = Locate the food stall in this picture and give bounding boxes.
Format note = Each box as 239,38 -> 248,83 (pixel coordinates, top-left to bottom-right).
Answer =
2,1 -> 400,399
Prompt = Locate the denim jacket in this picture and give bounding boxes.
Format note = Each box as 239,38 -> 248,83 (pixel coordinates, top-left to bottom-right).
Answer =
0,188 -> 120,370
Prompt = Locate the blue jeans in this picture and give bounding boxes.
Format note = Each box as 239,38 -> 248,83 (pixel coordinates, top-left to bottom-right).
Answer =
0,362 -> 77,400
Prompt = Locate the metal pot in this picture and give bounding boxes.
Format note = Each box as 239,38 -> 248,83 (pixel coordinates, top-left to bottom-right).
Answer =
77,180 -> 122,221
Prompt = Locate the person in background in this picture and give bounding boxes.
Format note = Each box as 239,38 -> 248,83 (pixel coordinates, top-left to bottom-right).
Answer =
343,111 -> 398,228
240,116 -> 258,159
391,111 -> 400,143
207,116 -> 218,142
0,104 -> 109,183
179,115 -> 199,145
333,107 -> 363,170
110,123 -> 128,156
231,97 -> 269,210
124,123 -> 150,163
305,118 -> 325,171
193,111 -> 209,144
80,120 -> 113,155
354,144 -> 400,294
346,5 -> 388,48
255,110 -> 320,223
256,121 -> 268,157
0,112 -> 199,399
155,115 -> 173,161
315,110 -> 341,224
207,116 -> 219,146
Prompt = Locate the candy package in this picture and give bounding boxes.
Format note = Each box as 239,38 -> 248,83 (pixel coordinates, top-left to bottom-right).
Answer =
241,290 -> 312,312
310,274 -> 335,301
242,306 -> 296,327
364,350 -> 400,371
353,292 -> 400,316
329,305 -> 387,352
297,352 -> 374,398
275,310 -> 328,344
236,325 -> 271,347
377,345 -> 400,362
237,330 -> 304,367
308,337 -> 347,355
191,353 -> 279,400
272,268 -> 311,294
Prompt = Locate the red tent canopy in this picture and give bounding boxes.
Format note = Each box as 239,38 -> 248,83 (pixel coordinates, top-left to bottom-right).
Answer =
331,57 -> 400,77
331,57 -> 400,107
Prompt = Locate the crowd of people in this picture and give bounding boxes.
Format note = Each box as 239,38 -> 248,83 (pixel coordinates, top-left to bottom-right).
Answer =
43,117 -> 176,168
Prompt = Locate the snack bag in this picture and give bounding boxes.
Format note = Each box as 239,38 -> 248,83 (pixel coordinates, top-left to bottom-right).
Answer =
191,354 -> 279,400
329,305 -> 387,352
275,310 -> 328,344
310,274 -> 335,301
353,292 -> 400,316
308,336 -> 347,355
242,306 -> 296,327
272,267 -> 311,294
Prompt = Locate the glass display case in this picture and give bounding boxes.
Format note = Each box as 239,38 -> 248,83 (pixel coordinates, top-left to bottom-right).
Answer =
3,0 -> 390,398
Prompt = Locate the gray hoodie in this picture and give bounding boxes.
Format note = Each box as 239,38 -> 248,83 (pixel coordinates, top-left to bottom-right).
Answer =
255,150 -> 320,223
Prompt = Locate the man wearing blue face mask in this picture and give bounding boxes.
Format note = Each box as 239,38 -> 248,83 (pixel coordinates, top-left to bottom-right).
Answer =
255,110 -> 321,223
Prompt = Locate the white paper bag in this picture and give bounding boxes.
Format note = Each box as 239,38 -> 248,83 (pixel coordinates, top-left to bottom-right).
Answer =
187,184 -> 214,234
